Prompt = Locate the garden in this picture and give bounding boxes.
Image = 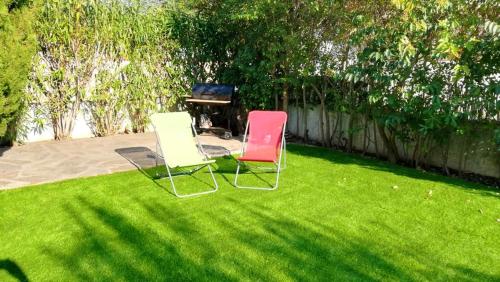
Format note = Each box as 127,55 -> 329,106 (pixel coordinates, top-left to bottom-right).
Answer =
0,0 -> 499,281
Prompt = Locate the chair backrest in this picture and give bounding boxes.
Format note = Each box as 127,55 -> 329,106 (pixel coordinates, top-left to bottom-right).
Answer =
244,111 -> 287,160
150,112 -> 204,168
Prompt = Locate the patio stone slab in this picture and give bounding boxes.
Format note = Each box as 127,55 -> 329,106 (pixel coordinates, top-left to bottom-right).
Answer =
0,132 -> 241,190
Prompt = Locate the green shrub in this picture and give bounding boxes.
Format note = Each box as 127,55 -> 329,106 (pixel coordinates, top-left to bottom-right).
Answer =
0,0 -> 37,145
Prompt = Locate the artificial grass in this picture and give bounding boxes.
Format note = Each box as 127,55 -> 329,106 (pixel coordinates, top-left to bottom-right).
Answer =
1,144 -> 499,281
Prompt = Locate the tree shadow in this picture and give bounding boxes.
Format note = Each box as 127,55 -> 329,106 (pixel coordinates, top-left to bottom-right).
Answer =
41,197 -> 234,280
351,220 -> 500,281
0,259 -> 29,282
286,144 -> 499,198
115,145 -> 234,180
0,146 -> 10,158
40,195 -> 498,281
214,156 -> 276,187
115,147 -> 222,196
205,198 -> 411,281
213,155 -> 240,173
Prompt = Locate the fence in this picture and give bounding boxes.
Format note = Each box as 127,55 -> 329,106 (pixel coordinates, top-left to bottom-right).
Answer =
287,106 -> 500,178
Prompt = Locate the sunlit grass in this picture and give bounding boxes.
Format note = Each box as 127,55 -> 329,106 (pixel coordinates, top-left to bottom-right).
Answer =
1,144 -> 499,281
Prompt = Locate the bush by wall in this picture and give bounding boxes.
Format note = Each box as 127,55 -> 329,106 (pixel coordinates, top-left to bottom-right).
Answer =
0,0 -> 37,145
169,0 -> 499,175
26,0 -> 185,140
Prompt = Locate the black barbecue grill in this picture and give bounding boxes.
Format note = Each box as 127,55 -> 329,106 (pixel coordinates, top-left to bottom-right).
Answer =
189,83 -> 234,102
185,83 -> 240,137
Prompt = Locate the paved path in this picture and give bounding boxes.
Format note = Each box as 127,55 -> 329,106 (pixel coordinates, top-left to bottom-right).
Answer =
0,133 -> 242,190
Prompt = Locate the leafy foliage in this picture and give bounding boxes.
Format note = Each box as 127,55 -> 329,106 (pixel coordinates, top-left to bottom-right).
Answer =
29,0 -> 99,140
0,0 -> 37,145
27,0 -> 185,138
169,0 -> 499,169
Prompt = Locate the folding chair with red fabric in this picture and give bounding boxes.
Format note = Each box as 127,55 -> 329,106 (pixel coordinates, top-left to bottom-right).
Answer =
234,110 -> 287,190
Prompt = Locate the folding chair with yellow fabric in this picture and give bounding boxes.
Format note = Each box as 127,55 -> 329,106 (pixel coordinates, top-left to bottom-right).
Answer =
150,112 -> 218,198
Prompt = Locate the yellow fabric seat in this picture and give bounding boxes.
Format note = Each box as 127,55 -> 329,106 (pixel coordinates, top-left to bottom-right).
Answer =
150,112 -> 218,197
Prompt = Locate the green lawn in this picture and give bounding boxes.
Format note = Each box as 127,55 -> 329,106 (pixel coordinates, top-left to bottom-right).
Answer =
1,144 -> 499,281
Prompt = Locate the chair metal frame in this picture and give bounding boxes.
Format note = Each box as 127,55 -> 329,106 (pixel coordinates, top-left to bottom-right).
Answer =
234,119 -> 287,190
153,122 -> 218,198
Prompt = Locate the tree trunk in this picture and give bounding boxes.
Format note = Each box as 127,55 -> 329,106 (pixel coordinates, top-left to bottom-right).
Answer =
377,123 -> 399,163
324,108 -> 331,147
373,119 -> 380,158
442,143 -> 450,176
322,81 -> 331,147
457,133 -> 470,177
53,108 -> 77,141
295,88 -> 299,136
362,115 -> 368,155
347,113 -> 354,152
337,111 -> 344,146
312,84 -> 326,146
282,82 -> 289,113
412,135 -> 421,168
318,99 -> 326,146
302,85 -> 308,142
332,112 -> 340,147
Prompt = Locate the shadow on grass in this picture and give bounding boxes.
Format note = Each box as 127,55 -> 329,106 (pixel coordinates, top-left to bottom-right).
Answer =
116,147 -> 224,196
214,156 -> 278,187
286,144 -> 499,198
115,145 -> 233,176
41,196 -> 499,281
115,146 -> 278,190
43,197 -> 233,280
116,145 -> 235,178
0,259 -> 29,282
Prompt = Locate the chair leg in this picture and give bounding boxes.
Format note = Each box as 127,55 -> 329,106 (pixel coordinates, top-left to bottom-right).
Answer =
166,164 -> 218,198
234,138 -> 285,190
234,161 -> 280,190
282,141 -> 287,170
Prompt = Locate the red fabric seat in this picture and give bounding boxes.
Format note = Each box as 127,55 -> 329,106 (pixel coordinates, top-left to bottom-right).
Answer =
238,111 -> 287,163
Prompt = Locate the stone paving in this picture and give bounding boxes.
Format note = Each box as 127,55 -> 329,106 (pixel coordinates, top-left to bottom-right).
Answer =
0,132 -> 242,190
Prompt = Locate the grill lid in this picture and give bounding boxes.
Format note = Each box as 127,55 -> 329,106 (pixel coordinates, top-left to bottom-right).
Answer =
192,83 -> 234,101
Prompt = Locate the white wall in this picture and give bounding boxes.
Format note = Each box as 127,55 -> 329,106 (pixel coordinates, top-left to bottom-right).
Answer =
20,103 -> 155,143
288,106 -> 500,178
